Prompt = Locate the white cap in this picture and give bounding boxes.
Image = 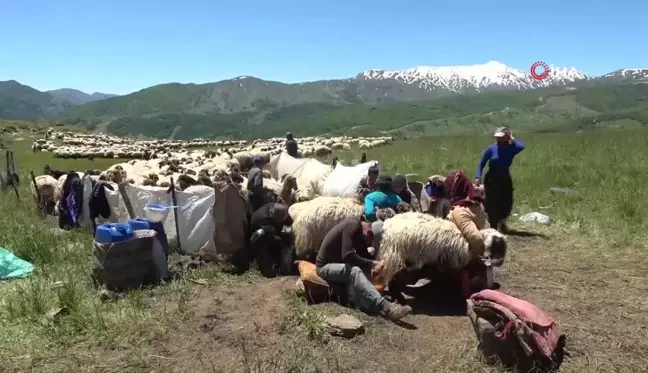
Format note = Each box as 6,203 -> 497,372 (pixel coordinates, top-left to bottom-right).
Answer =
494,126 -> 510,138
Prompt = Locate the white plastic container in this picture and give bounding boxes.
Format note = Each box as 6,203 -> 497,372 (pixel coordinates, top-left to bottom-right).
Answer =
484,258 -> 494,289
143,203 -> 173,223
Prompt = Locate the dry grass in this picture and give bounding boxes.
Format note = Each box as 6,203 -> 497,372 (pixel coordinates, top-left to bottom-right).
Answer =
1,126 -> 647,372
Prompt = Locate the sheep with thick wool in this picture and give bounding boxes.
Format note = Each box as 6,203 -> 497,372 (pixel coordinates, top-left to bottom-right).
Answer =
289,196 -> 364,257
378,212 -> 507,286
31,175 -> 59,215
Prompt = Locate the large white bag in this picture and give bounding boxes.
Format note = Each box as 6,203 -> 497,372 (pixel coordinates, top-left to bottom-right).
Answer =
323,161 -> 378,197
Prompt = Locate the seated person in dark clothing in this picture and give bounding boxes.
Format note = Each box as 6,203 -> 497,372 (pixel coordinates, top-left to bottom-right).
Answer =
285,132 -> 299,157
357,166 -> 379,199
250,203 -> 295,277
315,218 -> 412,321
392,174 -> 420,212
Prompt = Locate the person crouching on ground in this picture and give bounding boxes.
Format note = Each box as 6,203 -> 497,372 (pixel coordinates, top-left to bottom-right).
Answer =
247,156 -> 265,211
249,203 -> 295,277
357,166 -> 380,199
392,174 -> 420,212
444,170 -> 490,297
316,217 -> 412,321
475,126 -> 525,233
425,174 -> 450,218
444,170 -> 487,261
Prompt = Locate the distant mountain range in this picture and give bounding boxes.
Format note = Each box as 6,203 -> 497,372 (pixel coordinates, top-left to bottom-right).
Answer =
0,80 -> 119,119
1,61 -> 647,139
46,89 -> 118,105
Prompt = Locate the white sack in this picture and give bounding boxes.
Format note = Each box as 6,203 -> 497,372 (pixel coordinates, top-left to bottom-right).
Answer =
323,161 -> 377,197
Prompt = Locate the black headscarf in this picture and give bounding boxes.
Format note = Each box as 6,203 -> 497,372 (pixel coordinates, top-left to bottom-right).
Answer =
375,175 -> 393,192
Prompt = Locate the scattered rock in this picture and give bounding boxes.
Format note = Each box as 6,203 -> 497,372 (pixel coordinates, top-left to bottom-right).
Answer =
520,212 -> 550,224
326,314 -> 365,339
50,228 -> 69,235
100,289 -> 124,302
550,187 -> 577,196
189,278 -> 208,285
45,306 -> 70,321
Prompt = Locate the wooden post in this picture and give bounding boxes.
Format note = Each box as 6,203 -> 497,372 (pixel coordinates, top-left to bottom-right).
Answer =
10,151 -> 19,199
30,171 -> 44,218
112,170 -> 135,219
167,177 -> 182,254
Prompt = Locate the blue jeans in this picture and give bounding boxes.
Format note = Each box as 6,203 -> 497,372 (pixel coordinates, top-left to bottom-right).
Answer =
316,263 -> 386,314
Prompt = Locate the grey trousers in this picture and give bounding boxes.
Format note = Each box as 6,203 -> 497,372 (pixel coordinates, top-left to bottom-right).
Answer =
316,263 -> 387,314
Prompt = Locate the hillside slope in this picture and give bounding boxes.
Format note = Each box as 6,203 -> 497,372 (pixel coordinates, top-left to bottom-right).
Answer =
0,80 -> 71,119
101,83 -> 648,139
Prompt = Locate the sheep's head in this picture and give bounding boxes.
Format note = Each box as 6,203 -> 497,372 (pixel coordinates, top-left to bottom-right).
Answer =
376,207 -> 396,221
481,228 -> 507,267
395,201 -> 411,214
281,174 -> 298,190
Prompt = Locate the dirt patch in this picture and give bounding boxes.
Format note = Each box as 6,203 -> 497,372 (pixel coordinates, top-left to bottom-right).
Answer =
152,277 -> 296,373
145,233 -> 648,373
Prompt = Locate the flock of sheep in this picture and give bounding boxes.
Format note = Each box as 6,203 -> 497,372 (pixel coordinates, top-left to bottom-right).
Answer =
31,130 -> 393,160
30,129 -> 394,214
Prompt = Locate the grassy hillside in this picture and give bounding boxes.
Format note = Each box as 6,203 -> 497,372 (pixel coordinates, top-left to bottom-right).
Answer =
2,126 -> 648,372
95,84 -> 648,139
0,81 -> 71,119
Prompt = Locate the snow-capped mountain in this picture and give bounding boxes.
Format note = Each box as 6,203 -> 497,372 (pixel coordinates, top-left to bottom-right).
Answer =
599,68 -> 648,83
356,61 -> 589,93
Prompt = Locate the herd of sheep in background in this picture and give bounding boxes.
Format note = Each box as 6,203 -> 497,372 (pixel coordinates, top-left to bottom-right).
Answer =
31,129 -> 393,160
30,128 -> 395,215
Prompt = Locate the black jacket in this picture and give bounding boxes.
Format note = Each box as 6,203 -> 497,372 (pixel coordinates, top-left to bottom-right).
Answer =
285,139 -> 298,157
249,203 -> 293,236
315,218 -> 373,271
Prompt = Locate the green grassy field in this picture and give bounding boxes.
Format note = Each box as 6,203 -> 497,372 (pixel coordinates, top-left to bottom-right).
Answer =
1,126 -> 647,372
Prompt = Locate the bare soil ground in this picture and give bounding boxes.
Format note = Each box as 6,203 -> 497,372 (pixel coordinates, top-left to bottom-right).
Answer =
133,231 -> 648,373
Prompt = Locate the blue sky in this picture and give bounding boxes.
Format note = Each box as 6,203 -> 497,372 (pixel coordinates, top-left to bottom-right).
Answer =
1,0 -> 646,95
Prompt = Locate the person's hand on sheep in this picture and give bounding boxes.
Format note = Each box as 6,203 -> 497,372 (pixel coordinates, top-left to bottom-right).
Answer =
372,260 -> 385,275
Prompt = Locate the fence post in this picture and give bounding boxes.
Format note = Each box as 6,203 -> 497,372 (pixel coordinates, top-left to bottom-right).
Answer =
167,177 -> 182,254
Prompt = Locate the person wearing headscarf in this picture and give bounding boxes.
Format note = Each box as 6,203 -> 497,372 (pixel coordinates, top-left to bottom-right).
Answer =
391,174 -> 420,212
444,170 -> 487,260
425,174 -> 450,217
475,126 -> 525,233
250,203 -> 295,277
285,132 -> 299,157
357,165 -> 380,199
247,156 -> 265,211
363,175 -> 402,223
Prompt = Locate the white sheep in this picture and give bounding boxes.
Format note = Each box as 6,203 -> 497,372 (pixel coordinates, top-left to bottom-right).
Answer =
289,196 -> 364,257
378,212 -> 507,286
313,145 -> 332,157
31,175 -> 59,215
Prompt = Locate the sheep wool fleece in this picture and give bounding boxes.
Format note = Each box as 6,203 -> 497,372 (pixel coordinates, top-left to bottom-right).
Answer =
316,263 -> 388,314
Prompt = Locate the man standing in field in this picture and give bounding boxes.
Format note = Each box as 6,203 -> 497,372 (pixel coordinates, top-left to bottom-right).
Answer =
285,132 -> 299,157
475,127 -> 525,233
